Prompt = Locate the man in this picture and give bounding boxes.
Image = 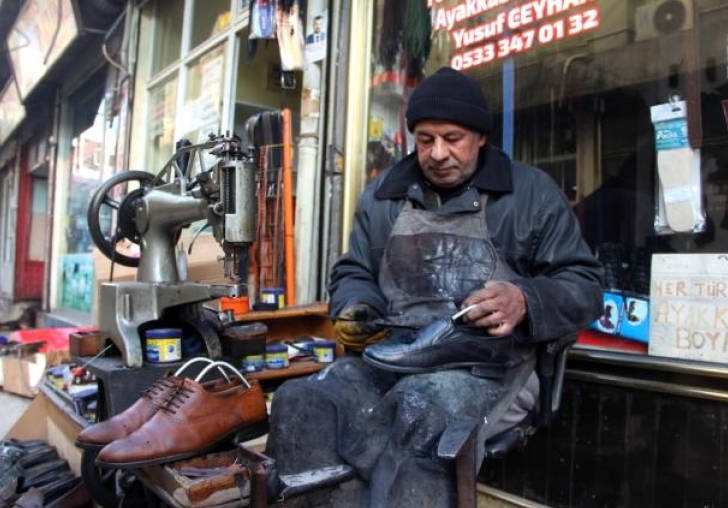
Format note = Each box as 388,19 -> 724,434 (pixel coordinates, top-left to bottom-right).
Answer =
266,67 -> 603,507
306,15 -> 326,44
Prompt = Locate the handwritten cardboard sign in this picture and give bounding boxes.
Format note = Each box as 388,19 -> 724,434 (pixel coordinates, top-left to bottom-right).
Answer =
649,254 -> 728,363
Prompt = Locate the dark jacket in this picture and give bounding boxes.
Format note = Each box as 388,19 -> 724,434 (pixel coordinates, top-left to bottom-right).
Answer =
328,144 -> 604,343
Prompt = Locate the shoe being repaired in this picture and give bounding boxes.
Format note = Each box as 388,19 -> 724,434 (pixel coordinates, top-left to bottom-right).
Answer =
362,302 -> 533,376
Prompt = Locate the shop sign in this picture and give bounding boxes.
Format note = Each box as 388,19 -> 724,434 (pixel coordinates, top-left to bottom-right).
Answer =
427,0 -> 602,71
649,254 -> 728,364
6,0 -> 79,99
0,79 -> 25,145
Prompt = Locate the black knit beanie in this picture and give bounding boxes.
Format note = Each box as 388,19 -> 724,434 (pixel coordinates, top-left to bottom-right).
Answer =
406,67 -> 492,134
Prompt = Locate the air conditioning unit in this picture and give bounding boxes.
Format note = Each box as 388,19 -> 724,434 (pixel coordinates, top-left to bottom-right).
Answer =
635,0 -> 695,41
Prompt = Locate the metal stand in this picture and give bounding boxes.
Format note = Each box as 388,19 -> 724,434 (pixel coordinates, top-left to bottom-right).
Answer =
98,282 -> 237,368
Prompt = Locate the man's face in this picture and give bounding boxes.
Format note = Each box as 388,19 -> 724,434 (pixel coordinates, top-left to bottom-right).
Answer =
413,120 -> 486,188
313,18 -> 323,34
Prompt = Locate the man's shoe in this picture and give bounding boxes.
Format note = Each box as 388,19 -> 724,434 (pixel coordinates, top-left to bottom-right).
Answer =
42,476 -> 92,508
95,378 -> 268,469
16,446 -> 58,470
363,316 -> 523,374
75,372 -> 185,450
11,487 -> 43,508
18,459 -> 72,491
75,372 -> 238,450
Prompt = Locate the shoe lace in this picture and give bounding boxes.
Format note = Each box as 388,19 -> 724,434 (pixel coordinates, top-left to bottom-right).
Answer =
159,383 -> 194,415
141,376 -> 182,406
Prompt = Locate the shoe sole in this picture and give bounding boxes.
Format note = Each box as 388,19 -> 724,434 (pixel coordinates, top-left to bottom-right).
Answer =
74,438 -> 107,451
362,352 -> 487,374
94,418 -> 269,470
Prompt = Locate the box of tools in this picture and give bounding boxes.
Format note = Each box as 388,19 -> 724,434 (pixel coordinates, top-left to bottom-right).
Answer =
139,445 -> 275,507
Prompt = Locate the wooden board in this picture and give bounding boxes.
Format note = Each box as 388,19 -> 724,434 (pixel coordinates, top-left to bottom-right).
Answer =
649,254 -> 728,363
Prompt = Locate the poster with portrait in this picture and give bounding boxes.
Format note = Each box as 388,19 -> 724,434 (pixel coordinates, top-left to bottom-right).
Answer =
591,291 -> 624,335
620,294 -> 649,343
305,13 -> 327,63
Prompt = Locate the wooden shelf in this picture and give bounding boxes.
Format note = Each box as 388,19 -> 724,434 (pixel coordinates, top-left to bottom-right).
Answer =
231,302 -> 334,343
233,302 -> 329,322
245,359 -> 326,382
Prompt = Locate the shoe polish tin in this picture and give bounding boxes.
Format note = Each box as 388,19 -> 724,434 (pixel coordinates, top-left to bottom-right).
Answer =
260,287 -> 286,309
243,354 -> 265,372
313,340 -> 336,363
145,328 -> 182,363
265,343 -> 289,369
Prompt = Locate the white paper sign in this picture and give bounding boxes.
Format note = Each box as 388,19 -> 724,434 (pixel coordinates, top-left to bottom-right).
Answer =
649,254 -> 728,363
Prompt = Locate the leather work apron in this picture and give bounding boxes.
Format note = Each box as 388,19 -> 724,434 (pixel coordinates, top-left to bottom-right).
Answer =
379,196 -> 501,328
378,194 -> 534,372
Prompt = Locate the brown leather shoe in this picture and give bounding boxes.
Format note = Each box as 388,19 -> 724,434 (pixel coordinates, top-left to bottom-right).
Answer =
75,373 -> 184,450
95,378 -> 268,469
75,373 -> 237,450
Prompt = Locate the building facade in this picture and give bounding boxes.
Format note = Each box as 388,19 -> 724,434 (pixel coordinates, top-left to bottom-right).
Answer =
1,1 -> 728,504
0,0 -> 127,325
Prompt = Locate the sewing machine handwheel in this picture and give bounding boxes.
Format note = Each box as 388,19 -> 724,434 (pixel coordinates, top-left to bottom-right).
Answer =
87,171 -> 157,268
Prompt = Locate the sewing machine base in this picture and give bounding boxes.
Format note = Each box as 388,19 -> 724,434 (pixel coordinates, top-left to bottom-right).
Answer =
98,281 -> 243,367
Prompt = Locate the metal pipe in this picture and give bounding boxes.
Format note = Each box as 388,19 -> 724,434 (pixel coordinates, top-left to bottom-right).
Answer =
569,347 -> 728,379
282,108 -> 296,306
566,368 -> 728,403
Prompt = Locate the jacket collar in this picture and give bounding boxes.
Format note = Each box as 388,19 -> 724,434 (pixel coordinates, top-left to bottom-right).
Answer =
375,143 -> 513,200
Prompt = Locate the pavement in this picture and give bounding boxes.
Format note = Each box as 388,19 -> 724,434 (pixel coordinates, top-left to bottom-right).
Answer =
0,388 -> 32,438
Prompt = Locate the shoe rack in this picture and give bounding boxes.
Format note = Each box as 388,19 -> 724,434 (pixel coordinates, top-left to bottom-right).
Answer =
232,301 -> 339,383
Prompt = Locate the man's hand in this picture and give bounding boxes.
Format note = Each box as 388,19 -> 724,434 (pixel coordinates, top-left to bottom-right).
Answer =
333,303 -> 390,352
460,281 -> 527,336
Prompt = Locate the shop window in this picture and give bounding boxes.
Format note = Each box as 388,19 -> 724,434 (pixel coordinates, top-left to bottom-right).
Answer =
61,74 -> 120,313
363,0 -> 728,358
191,0 -> 231,49
0,169 -> 17,298
67,79 -> 109,257
28,178 -> 47,262
0,170 -> 16,268
147,75 -> 179,175
151,0 -> 184,74
135,0 -> 324,303
182,44 -> 226,143
233,27 -> 287,132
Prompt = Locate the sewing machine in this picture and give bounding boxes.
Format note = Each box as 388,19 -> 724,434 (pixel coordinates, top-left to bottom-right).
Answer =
87,134 -> 257,368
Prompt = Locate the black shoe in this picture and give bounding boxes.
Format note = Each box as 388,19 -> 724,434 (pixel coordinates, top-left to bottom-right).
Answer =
363,316 -> 522,375
18,459 -> 71,491
16,446 -> 58,470
10,487 -> 43,508
0,440 -> 47,452
1,440 -> 48,467
40,474 -> 91,508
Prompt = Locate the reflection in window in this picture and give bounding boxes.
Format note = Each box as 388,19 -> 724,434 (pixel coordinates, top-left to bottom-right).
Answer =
0,172 -> 16,267
151,0 -> 184,74
182,44 -> 226,143
63,96 -> 118,312
29,179 -> 47,261
147,75 -> 179,174
191,0 -> 231,49
68,98 -> 116,256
